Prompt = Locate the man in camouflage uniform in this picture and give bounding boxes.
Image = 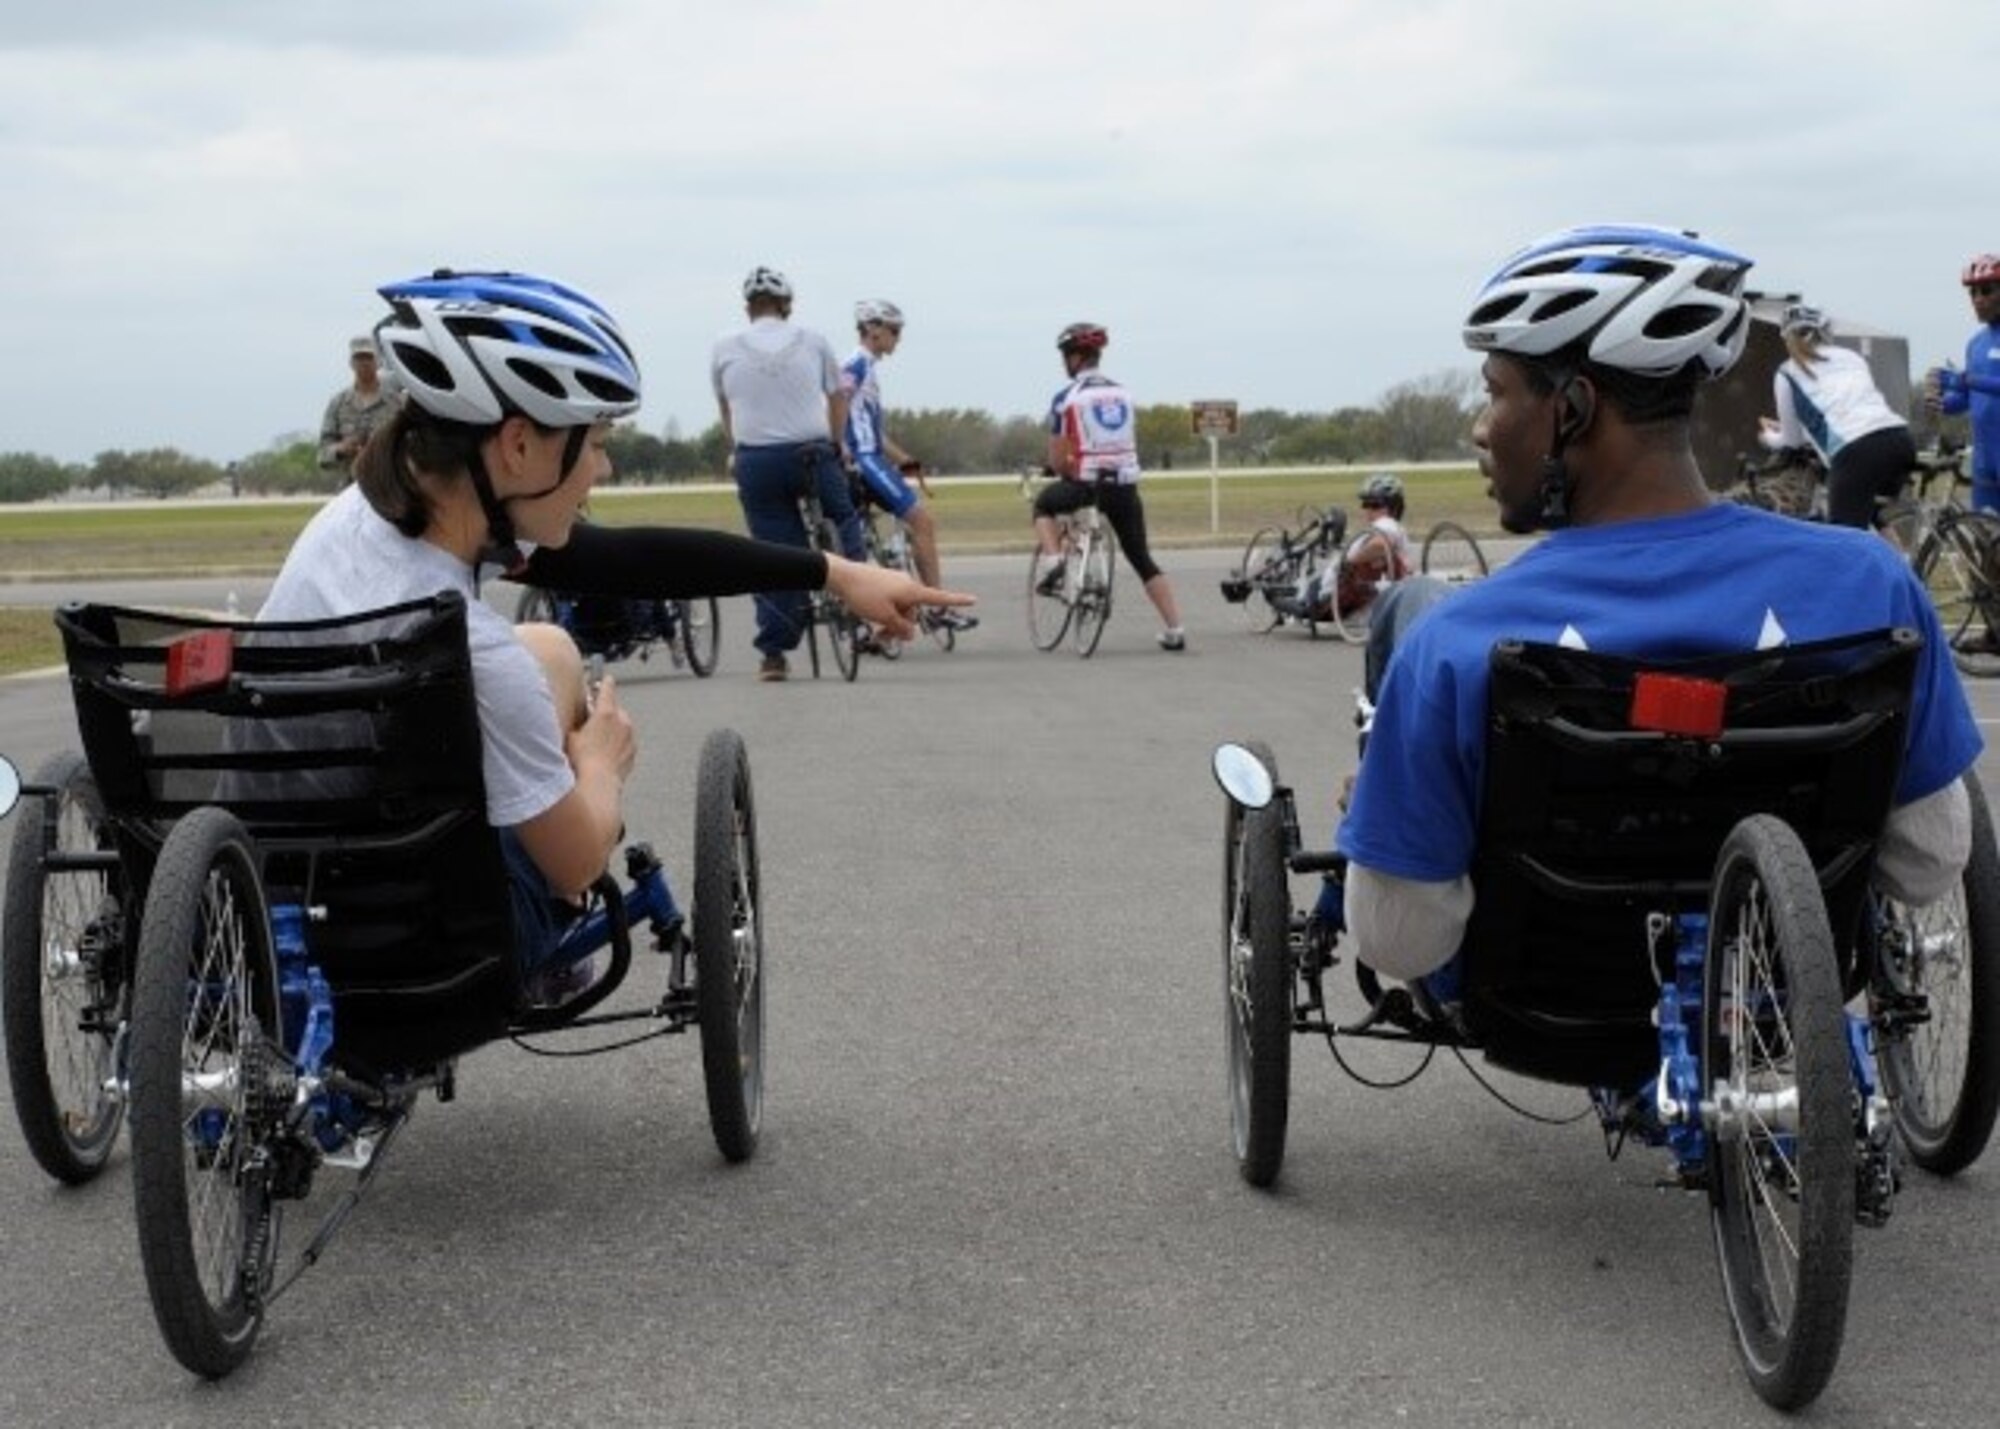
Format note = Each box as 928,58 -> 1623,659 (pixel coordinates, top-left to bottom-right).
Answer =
318,335 -> 402,477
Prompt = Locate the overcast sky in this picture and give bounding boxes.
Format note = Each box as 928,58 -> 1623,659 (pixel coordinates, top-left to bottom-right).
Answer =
2,1 -> 1992,464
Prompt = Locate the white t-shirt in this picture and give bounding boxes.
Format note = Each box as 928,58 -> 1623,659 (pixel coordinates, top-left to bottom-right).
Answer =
710,317 -> 842,446
257,487 -> 574,828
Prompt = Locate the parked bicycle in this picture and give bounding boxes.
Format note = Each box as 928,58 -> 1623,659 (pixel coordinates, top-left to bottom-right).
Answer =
1022,468 -> 1118,657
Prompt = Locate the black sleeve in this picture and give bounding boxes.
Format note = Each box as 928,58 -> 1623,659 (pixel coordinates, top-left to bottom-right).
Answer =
511,524 -> 828,598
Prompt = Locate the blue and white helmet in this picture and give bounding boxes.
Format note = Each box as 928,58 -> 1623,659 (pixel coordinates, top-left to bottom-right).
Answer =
374,270 -> 642,428
855,298 -> 904,329
1462,225 -> 1753,381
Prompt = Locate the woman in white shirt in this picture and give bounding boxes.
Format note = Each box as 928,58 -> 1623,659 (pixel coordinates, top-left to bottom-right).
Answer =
1760,303 -> 1916,528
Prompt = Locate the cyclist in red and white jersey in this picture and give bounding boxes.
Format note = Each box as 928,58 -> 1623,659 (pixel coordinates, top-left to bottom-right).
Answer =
1030,322 -> 1187,651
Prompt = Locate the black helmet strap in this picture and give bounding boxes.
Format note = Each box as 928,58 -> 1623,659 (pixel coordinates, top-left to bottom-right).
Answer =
1536,370 -> 1594,531
467,424 -> 592,578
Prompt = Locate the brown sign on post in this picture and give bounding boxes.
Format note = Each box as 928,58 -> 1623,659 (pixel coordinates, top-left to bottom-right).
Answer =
1190,400 -> 1239,438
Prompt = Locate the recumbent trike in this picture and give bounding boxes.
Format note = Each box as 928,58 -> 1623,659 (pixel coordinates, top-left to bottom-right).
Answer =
1213,627 -> 1999,1411
0,593 -> 765,1377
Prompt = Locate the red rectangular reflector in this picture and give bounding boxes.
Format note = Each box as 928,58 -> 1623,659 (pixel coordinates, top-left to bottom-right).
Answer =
164,630 -> 234,697
1629,672 -> 1726,739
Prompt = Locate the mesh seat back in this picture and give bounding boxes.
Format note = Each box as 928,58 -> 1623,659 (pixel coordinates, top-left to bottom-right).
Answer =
1461,627 -> 1918,1086
59,595 -> 520,1071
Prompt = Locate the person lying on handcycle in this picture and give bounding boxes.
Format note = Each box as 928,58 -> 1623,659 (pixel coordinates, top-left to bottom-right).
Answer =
1273,471 -> 1414,621
1328,225 -> 1981,1011
258,270 -> 972,1003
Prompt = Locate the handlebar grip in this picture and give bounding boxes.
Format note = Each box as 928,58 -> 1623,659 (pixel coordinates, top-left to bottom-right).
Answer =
1289,850 -> 1345,874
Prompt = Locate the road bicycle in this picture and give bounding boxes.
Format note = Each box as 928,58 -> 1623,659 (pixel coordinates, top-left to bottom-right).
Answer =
1022,470 -> 1118,658
1877,437 -> 2000,677
853,478 -> 955,659
1726,446 -> 1828,519
793,458 -> 866,682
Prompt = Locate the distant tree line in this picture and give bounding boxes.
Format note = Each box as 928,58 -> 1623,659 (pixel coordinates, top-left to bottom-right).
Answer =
0,369 -> 1502,503
4,365 -> 1976,507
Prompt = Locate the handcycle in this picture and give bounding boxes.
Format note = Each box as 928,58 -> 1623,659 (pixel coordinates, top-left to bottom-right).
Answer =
512,584 -> 720,677
793,457 -> 867,682
852,468 -> 955,659
1220,504 -> 1349,638
1022,468 -> 1118,658
1221,506 -> 1489,644
1213,628 -> 1999,1410
0,593 -> 766,1377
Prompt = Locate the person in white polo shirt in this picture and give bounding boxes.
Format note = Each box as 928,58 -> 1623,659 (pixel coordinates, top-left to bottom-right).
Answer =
712,267 -> 866,680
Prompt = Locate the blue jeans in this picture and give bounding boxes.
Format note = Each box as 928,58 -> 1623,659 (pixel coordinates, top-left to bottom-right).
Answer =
500,827 -> 576,975
734,441 -> 865,657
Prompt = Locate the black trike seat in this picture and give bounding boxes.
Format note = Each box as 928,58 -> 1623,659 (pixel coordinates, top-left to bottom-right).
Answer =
58,594 -> 520,1074
1460,627 -> 1918,1087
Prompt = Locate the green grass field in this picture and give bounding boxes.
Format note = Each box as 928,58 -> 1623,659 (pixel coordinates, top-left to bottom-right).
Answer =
0,466 -> 1489,674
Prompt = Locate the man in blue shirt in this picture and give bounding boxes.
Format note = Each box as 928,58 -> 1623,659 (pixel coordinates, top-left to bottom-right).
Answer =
1926,253 -> 2000,513
1336,225 -> 1981,985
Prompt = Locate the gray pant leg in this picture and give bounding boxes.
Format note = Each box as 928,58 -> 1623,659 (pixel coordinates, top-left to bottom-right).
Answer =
1364,575 -> 1453,700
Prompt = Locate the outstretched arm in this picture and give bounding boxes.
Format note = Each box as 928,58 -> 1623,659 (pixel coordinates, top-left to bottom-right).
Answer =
512,523 -> 974,640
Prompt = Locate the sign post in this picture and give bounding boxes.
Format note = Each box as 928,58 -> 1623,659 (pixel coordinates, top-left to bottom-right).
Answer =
1189,400 -> 1239,534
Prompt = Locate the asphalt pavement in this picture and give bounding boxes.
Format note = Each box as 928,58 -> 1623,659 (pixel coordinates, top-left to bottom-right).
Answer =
2,549 -> 1998,1428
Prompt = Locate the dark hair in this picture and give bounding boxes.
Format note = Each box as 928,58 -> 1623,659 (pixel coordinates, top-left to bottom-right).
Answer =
1515,346 -> 1704,426
353,403 -> 496,537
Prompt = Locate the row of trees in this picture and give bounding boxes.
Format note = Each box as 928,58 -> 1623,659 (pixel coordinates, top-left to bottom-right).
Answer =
2,372 -> 1486,504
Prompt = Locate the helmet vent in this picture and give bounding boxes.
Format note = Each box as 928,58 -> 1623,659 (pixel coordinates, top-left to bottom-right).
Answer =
451,316 -> 513,342
506,358 -> 566,401
577,371 -> 638,404
1693,263 -> 1744,296
1642,304 -> 1714,340
1532,290 -> 1593,323
532,325 -> 597,357
1468,293 -> 1526,326
392,341 -> 453,391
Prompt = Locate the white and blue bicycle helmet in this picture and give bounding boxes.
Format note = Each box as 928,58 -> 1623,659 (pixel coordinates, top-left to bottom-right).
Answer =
374,269 -> 641,429
855,298 -> 904,329
1462,224 -> 1753,381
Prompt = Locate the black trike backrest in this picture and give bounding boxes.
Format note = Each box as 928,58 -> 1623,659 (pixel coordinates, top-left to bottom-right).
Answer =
1461,627 -> 1919,1087
58,594 -> 520,1072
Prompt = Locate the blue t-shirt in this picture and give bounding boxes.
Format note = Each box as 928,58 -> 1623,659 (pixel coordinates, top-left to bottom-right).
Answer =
1941,322 -> 2000,483
1338,502 -> 1983,883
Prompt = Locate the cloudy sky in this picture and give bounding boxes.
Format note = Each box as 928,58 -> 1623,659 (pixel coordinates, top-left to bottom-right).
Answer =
2,1 -> 1992,464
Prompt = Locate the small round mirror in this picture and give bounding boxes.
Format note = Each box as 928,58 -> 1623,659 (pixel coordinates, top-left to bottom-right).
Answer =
1211,743 -> 1274,810
0,755 -> 20,819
